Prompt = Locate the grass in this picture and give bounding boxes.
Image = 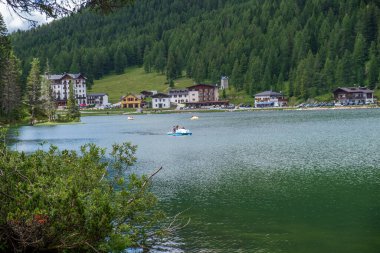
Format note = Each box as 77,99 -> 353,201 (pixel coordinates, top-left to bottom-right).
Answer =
224,87 -> 254,105
374,88 -> 380,101
89,67 -> 195,103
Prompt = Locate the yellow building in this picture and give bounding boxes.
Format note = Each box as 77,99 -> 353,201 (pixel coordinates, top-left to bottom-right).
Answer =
121,94 -> 143,108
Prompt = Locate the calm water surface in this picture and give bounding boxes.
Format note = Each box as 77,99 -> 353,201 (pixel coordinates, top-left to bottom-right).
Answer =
10,109 -> 380,253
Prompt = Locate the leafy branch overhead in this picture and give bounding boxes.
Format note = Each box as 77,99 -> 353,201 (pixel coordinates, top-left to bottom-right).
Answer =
1,0 -> 135,23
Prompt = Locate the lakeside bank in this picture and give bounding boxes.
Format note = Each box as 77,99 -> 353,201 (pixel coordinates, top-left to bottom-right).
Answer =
79,104 -> 379,117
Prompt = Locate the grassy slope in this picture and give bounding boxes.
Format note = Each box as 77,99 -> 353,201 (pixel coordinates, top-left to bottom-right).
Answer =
89,67 -> 195,103
224,88 -> 253,105
375,88 -> 380,101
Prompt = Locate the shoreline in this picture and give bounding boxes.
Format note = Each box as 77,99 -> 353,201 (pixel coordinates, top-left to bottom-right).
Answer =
79,105 -> 379,116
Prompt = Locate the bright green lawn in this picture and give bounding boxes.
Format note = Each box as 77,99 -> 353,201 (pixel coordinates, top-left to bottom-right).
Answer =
89,67 -> 195,103
374,88 -> 380,101
224,87 -> 254,105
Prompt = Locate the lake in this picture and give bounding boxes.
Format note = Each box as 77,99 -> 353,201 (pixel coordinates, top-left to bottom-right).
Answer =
10,109 -> 380,253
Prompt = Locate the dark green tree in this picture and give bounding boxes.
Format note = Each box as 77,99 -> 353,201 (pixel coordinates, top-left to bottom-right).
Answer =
26,58 -> 42,125
366,43 -> 379,89
1,51 -> 22,122
66,80 -> 80,121
41,61 -> 57,121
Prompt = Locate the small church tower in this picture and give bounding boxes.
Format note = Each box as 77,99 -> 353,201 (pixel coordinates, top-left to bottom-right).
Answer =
221,76 -> 229,90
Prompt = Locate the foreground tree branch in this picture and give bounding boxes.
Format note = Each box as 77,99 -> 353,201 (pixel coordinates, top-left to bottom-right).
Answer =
1,0 -> 135,24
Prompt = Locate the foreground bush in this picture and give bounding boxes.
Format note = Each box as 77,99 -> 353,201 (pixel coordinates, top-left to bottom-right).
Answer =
0,129 -> 164,252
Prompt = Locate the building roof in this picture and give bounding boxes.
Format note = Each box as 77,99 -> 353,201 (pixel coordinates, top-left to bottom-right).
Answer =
121,94 -> 143,100
255,91 -> 283,97
169,89 -> 189,95
169,88 -> 188,92
333,87 -> 373,93
152,93 -> 170,98
46,73 -> 86,80
187,84 -> 218,89
88,93 -> 108,96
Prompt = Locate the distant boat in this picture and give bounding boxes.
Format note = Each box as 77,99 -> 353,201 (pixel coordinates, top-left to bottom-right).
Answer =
127,116 -> 134,120
190,115 -> 199,120
167,128 -> 192,136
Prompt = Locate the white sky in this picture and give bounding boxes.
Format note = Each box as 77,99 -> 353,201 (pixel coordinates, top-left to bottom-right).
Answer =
0,3 -> 52,32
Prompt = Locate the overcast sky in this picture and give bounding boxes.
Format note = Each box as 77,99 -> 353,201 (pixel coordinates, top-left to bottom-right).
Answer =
0,3 -> 52,32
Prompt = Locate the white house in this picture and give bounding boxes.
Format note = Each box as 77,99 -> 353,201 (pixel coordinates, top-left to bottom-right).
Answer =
169,89 -> 189,104
254,91 -> 288,108
152,93 -> 171,109
46,73 -> 87,106
87,93 -> 109,106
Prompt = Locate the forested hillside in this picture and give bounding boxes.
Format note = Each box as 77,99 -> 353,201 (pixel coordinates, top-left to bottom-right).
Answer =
11,0 -> 380,99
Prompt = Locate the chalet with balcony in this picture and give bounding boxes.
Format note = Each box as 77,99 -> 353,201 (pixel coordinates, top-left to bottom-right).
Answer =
121,94 -> 143,108
152,93 -> 171,109
185,84 -> 228,108
46,73 -> 87,106
333,87 -> 374,104
254,91 -> 288,108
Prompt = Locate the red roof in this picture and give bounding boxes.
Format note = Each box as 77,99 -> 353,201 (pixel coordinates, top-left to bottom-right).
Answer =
187,84 -> 218,90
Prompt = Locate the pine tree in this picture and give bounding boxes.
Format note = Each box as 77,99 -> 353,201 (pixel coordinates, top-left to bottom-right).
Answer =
1,52 -> 22,122
26,58 -> 42,125
166,51 -> 177,81
231,59 -> 242,90
352,34 -> 366,85
366,43 -> 379,90
66,80 -> 80,121
41,61 -> 56,121
115,47 -> 127,74
0,13 -> 11,119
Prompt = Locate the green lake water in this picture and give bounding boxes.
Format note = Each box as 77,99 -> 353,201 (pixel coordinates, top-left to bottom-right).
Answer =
10,109 -> 380,252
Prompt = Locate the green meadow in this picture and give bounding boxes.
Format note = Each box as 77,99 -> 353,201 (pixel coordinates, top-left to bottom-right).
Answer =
89,67 -> 195,103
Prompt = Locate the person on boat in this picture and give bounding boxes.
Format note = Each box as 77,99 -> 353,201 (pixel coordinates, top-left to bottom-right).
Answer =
172,126 -> 176,133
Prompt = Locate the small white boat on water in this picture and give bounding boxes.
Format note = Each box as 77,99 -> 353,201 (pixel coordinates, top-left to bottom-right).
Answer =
190,115 -> 199,120
167,128 -> 192,136
127,116 -> 134,120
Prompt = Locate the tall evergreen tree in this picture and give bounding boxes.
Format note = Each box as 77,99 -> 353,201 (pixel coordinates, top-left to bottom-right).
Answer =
1,51 -> 22,122
41,61 -> 57,121
366,43 -> 379,89
114,47 -> 127,74
66,80 -> 80,121
0,13 -> 11,119
26,58 -> 42,125
352,34 -> 366,85
166,51 -> 178,81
